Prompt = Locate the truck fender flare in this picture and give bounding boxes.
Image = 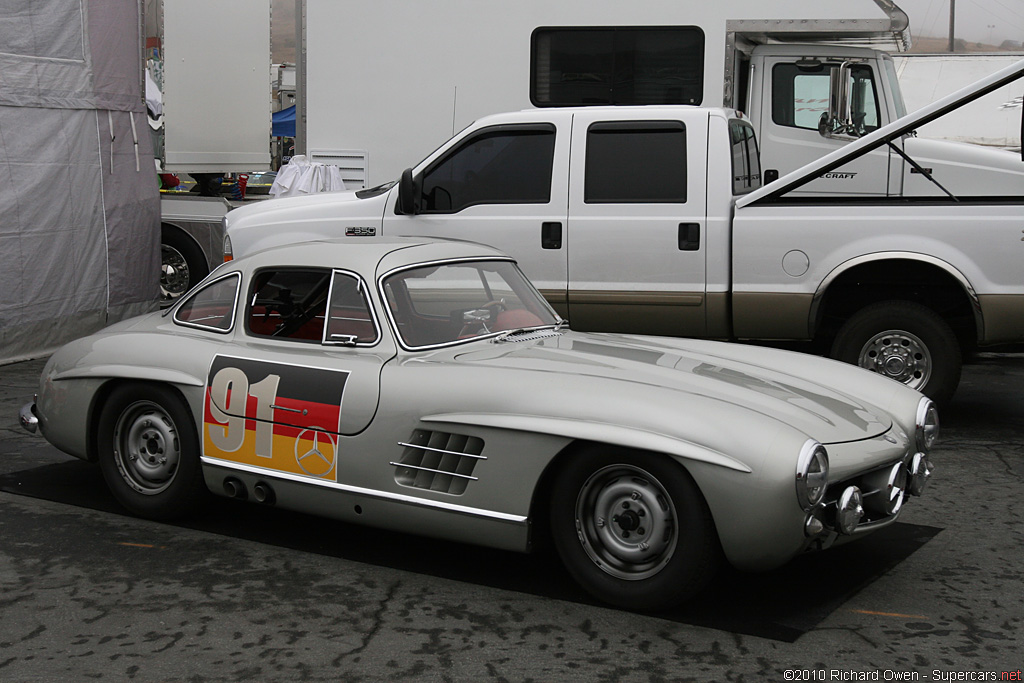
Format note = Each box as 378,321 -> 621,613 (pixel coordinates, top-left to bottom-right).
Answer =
420,412 -> 753,474
809,251 -> 983,339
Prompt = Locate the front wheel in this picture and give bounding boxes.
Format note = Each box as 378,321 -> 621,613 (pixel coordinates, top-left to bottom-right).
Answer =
97,383 -> 206,520
549,448 -> 719,611
830,300 -> 961,404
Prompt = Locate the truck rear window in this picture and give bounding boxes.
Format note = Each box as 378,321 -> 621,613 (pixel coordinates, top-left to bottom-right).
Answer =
584,121 -> 687,203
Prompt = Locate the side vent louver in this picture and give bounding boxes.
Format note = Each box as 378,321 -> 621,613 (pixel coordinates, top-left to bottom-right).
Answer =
391,430 -> 485,495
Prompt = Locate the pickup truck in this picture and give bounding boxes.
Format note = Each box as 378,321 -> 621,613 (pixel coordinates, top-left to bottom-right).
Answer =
223,59 -> 1024,403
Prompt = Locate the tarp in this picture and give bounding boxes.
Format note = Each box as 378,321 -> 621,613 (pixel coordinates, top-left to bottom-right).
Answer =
272,105 -> 295,138
0,0 -> 160,364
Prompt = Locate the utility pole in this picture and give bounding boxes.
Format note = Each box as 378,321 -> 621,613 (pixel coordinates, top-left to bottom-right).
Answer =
948,0 -> 956,52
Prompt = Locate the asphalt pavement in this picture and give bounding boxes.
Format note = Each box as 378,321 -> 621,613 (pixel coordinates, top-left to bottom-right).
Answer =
1,353 -> 1021,682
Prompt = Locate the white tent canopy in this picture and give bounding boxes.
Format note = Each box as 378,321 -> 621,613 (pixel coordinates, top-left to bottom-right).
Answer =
0,0 -> 160,364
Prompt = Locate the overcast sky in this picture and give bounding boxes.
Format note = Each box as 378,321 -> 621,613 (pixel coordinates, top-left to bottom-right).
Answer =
899,0 -> 1024,45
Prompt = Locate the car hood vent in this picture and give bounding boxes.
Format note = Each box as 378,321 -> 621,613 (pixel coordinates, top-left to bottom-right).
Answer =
492,328 -> 564,344
391,429 -> 485,495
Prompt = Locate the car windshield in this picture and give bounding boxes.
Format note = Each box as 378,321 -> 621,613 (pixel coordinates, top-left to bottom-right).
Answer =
381,260 -> 561,348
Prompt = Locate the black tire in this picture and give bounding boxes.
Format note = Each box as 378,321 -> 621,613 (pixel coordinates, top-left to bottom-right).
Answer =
549,448 -> 719,611
160,227 -> 209,307
830,300 -> 961,404
97,383 -> 206,520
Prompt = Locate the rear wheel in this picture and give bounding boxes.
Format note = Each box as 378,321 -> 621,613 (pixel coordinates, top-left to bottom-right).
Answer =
549,448 -> 719,611
97,383 -> 205,520
830,300 -> 961,404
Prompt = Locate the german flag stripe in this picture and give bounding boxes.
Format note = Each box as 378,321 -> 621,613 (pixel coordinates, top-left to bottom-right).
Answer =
203,425 -> 340,479
209,355 -> 348,407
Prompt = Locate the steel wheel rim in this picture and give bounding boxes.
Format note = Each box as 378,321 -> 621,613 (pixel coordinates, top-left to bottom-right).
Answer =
112,400 -> 181,495
857,329 -> 932,390
160,245 -> 191,303
574,465 -> 678,581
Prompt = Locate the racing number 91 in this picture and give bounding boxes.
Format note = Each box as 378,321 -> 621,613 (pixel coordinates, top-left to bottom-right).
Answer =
207,366 -> 281,457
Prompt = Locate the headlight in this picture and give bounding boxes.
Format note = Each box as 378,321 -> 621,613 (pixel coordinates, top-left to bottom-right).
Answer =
915,398 -> 939,453
796,440 -> 829,510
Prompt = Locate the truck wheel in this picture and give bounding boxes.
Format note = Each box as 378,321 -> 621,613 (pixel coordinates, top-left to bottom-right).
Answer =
97,383 -> 206,520
549,448 -> 719,611
831,301 -> 961,404
161,227 -> 208,307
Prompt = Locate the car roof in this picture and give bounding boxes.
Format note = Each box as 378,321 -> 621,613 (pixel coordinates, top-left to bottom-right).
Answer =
236,235 -> 511,275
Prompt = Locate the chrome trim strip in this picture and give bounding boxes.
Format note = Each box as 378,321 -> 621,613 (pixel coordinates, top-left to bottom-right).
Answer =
388,462 -> 478,481
397,441 -> 487,460
201,456 -> 527,524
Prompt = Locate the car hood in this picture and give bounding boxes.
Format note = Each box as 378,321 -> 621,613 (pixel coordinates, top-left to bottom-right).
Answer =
452,332 -> 892,445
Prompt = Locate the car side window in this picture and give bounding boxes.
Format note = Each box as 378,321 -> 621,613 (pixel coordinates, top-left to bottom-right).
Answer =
173,273 -> 240,333
419,125 -> 556,213
324,271 -> 379,345
246,268 -> 331,342
585,121 -> 687,203
730,120 -> 761,195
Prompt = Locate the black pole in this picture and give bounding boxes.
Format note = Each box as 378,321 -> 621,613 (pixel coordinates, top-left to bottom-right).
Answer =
948,0 -> 956,52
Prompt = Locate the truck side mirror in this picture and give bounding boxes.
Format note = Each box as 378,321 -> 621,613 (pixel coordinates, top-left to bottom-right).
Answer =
821,61 -> 856,139
397,168 -> 420,215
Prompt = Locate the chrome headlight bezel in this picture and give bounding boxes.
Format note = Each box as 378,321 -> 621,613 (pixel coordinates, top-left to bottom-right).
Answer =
796,440 -> 829,510
915,398 -> 939,453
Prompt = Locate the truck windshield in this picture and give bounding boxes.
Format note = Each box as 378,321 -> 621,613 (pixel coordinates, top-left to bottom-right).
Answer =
381,260 -> 561,349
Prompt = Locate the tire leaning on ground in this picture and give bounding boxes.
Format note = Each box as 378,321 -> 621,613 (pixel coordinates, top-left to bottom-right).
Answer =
160,227 -> 208,307
96,382 -> 206,520
830,300 -> 962,405
549,448 -> 719,611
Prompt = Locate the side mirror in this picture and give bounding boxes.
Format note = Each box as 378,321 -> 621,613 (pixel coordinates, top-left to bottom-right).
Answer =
821,61 -> 856,138
396,168 -> 420,215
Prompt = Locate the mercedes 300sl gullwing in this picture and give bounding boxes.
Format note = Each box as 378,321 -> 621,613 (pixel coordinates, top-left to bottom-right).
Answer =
20,236 -> 937,610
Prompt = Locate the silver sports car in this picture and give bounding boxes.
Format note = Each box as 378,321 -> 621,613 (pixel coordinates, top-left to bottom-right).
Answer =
20,236 -> 937,610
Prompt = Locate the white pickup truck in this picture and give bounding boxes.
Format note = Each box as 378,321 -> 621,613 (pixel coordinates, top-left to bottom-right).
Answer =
224,59 -> 1024,403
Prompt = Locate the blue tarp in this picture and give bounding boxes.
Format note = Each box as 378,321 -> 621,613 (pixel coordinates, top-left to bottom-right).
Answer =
272,105 -> 295,137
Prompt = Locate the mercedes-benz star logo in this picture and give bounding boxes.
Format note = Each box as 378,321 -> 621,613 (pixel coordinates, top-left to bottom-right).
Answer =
293,428 -> 337,478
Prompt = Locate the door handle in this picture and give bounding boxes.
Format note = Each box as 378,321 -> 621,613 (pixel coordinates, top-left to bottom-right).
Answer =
542,222 -> 562,249
678,223 -> 700,251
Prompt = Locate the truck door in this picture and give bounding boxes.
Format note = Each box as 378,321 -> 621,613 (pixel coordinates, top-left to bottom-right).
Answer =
383,117 -> 571,318
565,111 -> 707,337
757,57 -> 891,195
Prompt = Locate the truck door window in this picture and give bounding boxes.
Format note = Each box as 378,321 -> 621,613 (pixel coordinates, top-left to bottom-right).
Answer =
730,121 -> 761,195
585,121 -> 686,203
772,63 -> 881,135
531,27 -> 704,107
419,125 -> 555,213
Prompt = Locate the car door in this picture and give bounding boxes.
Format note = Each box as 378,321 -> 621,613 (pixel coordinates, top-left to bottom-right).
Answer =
202,267 -> 395,482
565,109 -> 708,337
382,115 -> 571,318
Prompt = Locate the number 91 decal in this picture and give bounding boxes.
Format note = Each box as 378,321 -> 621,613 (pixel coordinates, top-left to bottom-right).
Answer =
203,356 -> 348,479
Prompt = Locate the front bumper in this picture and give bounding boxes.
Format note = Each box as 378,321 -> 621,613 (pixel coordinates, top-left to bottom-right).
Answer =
19,402 -> 38,434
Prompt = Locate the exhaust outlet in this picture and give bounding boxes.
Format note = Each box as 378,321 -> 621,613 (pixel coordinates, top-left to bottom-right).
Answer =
252,481 -> 276,505
223,477 -> 247,499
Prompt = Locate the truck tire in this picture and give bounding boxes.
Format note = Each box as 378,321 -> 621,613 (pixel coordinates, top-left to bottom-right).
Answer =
161,227 -> 208,307
549,448 -> 719,611
830,300 -> 961,404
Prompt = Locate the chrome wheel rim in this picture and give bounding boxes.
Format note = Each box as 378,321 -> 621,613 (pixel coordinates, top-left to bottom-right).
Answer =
113,401 -> 181,495
160,244 -> 191,304
857,329 -> 932,390
575,465 -> 677,581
